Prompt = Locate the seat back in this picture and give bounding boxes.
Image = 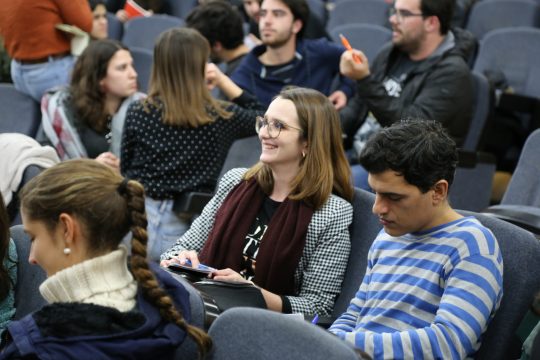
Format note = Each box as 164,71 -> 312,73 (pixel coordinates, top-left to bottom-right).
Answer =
458,211 -> 540,359
107,12 -> 124,40
329,23 -> 391,63
466,0 -> 540,40
501,129 -> 540,206
332,188 -> 381,317
450,152 -> 496,212
208,307 -> 359,360
165,270 -> 208,360
463,71 -> 492,151
217,136 -> 260,182
326,0 -> 390,32
474,27 -> 540,98
122,15 -> 185,51
165,0 -> 198,19
0,84 -> 40,138
9,165 -> 44,226
307,0 -> 328,25
10,225 -> 47,319
130,47 -> 153,93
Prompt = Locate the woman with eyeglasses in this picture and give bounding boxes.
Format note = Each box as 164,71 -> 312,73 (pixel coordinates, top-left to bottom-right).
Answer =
121,28 -> 264,262
161,87 -> 354,316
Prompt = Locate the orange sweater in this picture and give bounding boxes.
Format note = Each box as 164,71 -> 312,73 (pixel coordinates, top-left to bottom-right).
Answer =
0,0 -> 93,61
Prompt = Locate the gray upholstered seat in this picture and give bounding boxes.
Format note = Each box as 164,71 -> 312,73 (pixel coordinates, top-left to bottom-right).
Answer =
208,307 -> 360,360
462,71 -> 493,152
0,84 -> 41,138
122,15 -> 185,51
10,224 -> 47,320
483,129 -> 540,234
329,23 -> 391,63
466,0 -> 540,40
459,211 -> 540,359
326,0 -> 390,32
130,46 -> 153,93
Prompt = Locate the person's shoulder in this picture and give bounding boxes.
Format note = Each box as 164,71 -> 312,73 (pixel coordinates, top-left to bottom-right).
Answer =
127,91 -> 146,103
220,168 -> 249,185
448,216 -> 499,254
302,38 -> 341,52
316,194 -> 353,217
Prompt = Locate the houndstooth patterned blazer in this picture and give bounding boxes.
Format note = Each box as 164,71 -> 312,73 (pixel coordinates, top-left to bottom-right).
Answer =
162,168 -> 353,315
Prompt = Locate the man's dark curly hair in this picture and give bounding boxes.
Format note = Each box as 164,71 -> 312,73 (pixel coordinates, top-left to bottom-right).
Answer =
186,0 -> 245,50
359,120 -> 458,193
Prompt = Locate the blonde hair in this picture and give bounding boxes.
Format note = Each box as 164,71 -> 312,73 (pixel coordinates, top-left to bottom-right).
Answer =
145,27 -> 231,127
244,87 -> 353,209
20,159 -> 212,357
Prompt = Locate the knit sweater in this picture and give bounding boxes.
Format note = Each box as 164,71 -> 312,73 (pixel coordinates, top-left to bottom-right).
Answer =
329,216 -> 503,360
39,246 -> 137,312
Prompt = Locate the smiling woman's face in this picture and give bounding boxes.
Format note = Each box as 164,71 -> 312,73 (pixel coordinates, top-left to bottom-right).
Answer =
258,97 -> 306,173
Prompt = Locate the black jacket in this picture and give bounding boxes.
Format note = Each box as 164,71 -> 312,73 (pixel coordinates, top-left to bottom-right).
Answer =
0,265 -> 192,360
340,28 -> 476,147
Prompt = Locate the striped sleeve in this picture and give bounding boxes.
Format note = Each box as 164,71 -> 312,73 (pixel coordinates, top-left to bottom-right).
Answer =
328,258 -> 371,339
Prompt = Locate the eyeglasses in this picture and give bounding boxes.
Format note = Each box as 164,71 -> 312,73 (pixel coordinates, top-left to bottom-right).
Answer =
389,7 -> 425,22
255,116 -> 303,139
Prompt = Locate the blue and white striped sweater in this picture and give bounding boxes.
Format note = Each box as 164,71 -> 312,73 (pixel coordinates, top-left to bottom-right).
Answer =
329,216 -> 503,360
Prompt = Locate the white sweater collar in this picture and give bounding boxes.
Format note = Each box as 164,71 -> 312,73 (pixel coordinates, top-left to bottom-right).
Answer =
39,245 -> 138,312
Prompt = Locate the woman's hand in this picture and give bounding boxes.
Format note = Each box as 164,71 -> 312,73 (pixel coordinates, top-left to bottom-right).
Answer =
160,250 -> 201,268
95,152 -> 120,172
211,268 -> 251,283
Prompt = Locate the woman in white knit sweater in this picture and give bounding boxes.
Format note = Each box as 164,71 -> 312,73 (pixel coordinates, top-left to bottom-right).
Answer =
0,159 -> 211,359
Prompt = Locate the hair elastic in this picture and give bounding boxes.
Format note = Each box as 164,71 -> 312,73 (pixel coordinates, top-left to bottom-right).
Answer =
117,178 -> 130,196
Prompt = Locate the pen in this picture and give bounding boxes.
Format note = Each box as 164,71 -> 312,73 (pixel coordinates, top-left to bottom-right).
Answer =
311,314 -> 319,325
339,34 -> 362,64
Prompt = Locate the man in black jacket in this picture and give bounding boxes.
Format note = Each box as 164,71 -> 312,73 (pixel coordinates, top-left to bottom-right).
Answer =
340,0 -> 475,179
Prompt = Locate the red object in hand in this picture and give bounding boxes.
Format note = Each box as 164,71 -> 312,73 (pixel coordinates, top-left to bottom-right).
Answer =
339,34 -> 362,64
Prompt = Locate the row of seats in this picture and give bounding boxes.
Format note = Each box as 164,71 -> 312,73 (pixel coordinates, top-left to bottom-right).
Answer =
11,183 -> 540,359
325,0 -> 540,38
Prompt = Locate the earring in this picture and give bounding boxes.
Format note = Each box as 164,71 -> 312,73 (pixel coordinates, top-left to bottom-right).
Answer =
63,248 -> 71,255
302,151 -> 306,158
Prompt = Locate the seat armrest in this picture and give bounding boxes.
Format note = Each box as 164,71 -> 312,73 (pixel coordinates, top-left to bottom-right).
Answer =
173,191 -> 213,215
304,314 -> 337,329
482,205 -> 540,235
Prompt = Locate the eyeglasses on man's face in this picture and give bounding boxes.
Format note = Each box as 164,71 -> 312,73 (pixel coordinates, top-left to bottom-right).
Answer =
255,116 -> 303,139
389,7 -> 425,22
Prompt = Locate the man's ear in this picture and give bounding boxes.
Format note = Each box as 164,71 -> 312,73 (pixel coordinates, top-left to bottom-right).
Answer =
424,15 -> 440,34
292,18 -> 303,35
212,41 -> 223,53
431,180 -> 449,204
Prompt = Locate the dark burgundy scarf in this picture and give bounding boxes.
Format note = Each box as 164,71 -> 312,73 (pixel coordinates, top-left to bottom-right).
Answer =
199,177 -> 314,295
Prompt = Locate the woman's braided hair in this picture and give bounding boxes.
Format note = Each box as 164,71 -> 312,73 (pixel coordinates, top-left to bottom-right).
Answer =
121,178 -> 212,357
20,159 -> 211,357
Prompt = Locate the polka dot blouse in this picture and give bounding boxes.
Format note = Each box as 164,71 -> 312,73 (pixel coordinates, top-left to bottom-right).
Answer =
120,93 -> 264,199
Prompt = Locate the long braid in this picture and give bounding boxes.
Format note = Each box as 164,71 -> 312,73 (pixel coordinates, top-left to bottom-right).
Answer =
123,179 -> 212,358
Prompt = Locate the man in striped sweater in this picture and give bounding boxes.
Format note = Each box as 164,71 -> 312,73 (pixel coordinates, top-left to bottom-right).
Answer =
329,120 -> 503,359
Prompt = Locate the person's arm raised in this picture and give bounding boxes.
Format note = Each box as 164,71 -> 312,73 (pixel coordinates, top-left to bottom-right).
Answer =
205,63 -> 243,100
